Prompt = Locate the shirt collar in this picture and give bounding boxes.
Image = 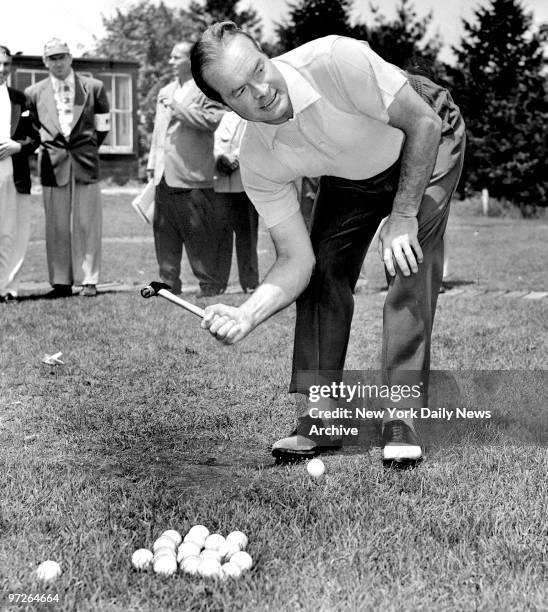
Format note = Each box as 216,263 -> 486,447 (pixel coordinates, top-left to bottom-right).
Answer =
51,70 -> 75,90
258,59 -> 322,147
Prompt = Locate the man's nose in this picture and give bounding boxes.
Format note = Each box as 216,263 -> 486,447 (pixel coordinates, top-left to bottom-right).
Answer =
250,82 -> 269,99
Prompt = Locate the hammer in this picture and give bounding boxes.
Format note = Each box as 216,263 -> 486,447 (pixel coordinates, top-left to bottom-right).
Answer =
140,282 -> 205,318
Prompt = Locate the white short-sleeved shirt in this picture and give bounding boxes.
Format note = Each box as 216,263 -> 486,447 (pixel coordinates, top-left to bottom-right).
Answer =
240,36 -> 408,228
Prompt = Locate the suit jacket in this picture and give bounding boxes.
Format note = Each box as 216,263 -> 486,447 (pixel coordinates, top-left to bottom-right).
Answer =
147,79 -> 224,189
26,73 -> 110,186
7,87 -> 40,194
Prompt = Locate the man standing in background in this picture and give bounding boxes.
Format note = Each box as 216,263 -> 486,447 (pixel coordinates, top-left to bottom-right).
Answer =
0,45 -> 40,303
26,39 -> 110,298
147,42 -> 230,297
213,111 -> 259,294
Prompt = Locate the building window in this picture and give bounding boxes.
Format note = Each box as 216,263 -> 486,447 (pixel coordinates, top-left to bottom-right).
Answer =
97,73 -> 133,154
14,69 -> 49,90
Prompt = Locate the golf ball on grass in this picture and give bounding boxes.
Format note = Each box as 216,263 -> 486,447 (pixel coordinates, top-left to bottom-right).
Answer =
180,555 -> 201,575
187,525 -> 209,540
131,549 -> 153,570
36,560 -> 61,582
197,558 -> 222,578
153,536 -> 177,552
153,555 -> 177,576
204,533 -> 225,551
307,458 -> 325,478
225,530 -> 248,550
177,542 -> 201,562
221,562 -> 243,579
161,529 -> 182,547
200,549 -> 222,563
218,541 -> 240,562
230,551 -> 253,571
183,532 -> 206,548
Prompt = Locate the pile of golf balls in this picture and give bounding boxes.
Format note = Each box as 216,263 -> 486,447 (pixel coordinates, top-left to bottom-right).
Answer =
131,526 -> 252,579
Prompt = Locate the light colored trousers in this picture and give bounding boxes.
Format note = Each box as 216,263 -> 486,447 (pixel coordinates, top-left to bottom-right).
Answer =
0,160 -> 31,297
42,172 -> 102,287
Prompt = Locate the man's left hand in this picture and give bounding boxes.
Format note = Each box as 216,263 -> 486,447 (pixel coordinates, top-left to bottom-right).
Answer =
0,140 -> 22,160
378,214 -> 423,277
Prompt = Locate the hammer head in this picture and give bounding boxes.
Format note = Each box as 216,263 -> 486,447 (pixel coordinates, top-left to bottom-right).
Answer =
140,281 -> 171,298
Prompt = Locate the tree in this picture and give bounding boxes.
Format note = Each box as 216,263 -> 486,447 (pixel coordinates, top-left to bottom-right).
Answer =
93,0 -> 262,171
188,0 -> 262,37
274,0 -> 354,54
453,0 -> 548,212
353,0 -> 444,79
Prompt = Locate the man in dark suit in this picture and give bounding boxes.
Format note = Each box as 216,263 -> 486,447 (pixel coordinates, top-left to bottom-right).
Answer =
26,39 -> 110,298
0,45 -> 40,303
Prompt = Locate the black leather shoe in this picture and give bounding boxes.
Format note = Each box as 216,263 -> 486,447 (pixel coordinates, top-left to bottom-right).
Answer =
382,420 -> 423,467
198,286 -> 225,298
0,292 -> 17,303
46,285 -> 73,298
272,417 -> 343,463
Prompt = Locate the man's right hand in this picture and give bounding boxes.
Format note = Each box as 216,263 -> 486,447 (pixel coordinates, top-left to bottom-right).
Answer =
201,304 -> 254,345
216,154 -> 239,176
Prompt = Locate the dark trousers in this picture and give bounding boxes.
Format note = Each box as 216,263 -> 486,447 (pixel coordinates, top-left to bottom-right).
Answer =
290,75 -> 466,397
216,191 -> 259,291
153,178 -> 232,293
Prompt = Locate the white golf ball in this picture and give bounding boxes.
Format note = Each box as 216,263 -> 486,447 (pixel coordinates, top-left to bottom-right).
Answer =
204,533 -> 225,551
36,560 -> 61,582
307,458 -> 325,478
230,551 -> 253,571
187,524 -> 210,540
179,555 -> 201,575
131,549 -> 153,570
200,549 -> 222,563
153,555 -> 177,576
153,546 -> 176,561
153,535 -> 177,552
183,532 -> 206,549
221,562 -> 243,579
197,558 -> 222,578
218,541 -> 240,562
161,529 -> 182,547
225,530 -> 248,551
177,542 -> 201,562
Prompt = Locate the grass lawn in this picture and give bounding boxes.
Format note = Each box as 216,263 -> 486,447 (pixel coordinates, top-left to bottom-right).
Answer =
0,193 -> 546,611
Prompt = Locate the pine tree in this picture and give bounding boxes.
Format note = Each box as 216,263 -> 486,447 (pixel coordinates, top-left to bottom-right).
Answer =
453,0 -> 548,212
274,0 -> 354,54
353,0 -> 443,79
187,0 -> 262,37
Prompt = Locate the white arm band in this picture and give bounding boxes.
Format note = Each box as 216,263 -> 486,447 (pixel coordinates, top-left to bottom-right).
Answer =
94,113 -> 111,131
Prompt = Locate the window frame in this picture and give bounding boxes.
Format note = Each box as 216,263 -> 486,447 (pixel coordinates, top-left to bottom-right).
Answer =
97,71 -> 134,155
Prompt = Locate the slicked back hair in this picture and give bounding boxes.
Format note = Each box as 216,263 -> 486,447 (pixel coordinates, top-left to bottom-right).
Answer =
191,21 -> 263,103
0,45 -> 12,57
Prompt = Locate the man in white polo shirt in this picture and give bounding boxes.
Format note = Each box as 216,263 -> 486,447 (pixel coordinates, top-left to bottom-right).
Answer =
191,23 -> 465,465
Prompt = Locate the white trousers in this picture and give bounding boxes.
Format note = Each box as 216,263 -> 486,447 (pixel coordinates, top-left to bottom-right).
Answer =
42,172 -> 102,286
0,160 -> 31,297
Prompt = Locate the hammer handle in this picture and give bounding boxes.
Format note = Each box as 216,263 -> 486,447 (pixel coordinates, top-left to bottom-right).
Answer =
157,288 -> 205,318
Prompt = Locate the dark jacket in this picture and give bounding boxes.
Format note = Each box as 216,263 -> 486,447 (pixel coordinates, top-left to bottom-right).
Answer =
7,87 -> 40,194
